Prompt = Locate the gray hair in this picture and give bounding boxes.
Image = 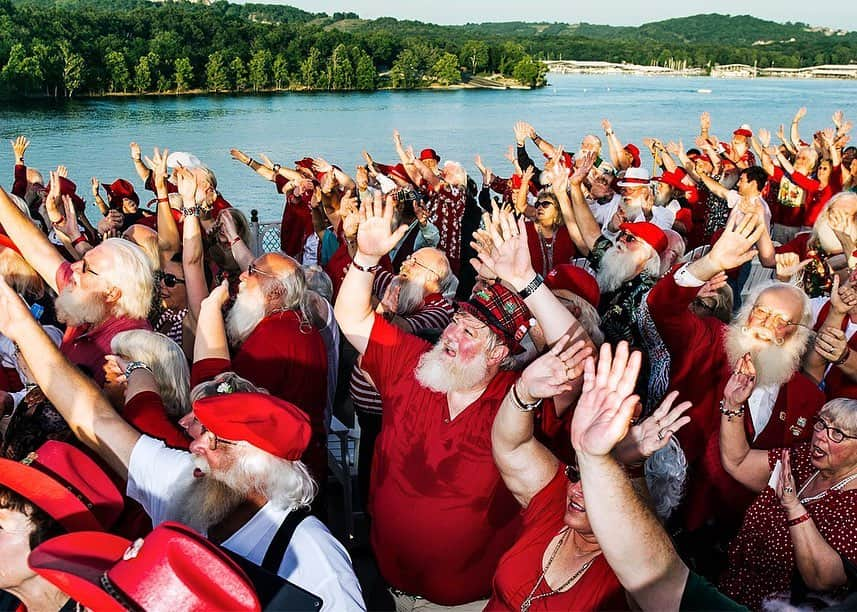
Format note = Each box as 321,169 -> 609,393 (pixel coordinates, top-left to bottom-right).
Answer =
191,371 -> 266,402
303,265 -> 333,302
269,258 -> 314,331
645,437 -> 688,521
232,443 -> 317,510
111,330 -> 190,419
738,280 -> 812,327
563,293 -> 605,347
98,238 -> 154,320
820,398 -> 857,433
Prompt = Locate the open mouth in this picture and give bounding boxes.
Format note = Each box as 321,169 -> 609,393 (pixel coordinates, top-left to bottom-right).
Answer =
811,445 -> 826,460
193,467 -> 206,479
568,499 -> 585,513
443,345 -> 457,357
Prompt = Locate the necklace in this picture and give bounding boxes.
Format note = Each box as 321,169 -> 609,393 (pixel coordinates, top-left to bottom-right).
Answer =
798,469 -> 857,504
520,528 -> 596,612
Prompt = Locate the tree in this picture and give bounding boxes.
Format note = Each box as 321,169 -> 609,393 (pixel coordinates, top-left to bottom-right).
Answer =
105,50 -> 130,93
300,46 -> 322,89
2,43 -> 42,95
330,43 -> 353,90
511,55 -> 547,88
60,43 -> 84,98
174,57 -> 193,92
134,54 -> 153,93
353,48 -> 376,90
230,56 -> 247,91
430,52 -> 461,86
272,54 -> 290,90
205,51 -> 230,92
390,48 -> 424,89
460,40 -> 489,74
248,49 -> 271,91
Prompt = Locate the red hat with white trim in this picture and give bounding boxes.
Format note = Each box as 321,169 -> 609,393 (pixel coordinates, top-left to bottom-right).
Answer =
0,441 -> 123,533
194,392 -> 311,460
545,264 -> 601,308
616,167 -> 651,188
619,221 -> 668,254
29,521 -> 261,612
624,143 -> 641,168
733,124 -> 753,138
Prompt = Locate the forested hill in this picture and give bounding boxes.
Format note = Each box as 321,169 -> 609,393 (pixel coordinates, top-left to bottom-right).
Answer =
0,1 -> 854,99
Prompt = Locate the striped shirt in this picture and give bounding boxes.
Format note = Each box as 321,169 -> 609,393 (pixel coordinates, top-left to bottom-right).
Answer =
350,270 -> 454,414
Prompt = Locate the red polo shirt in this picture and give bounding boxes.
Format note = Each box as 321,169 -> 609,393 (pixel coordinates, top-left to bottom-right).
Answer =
361,315 -> 522,605
56,262 -> 151,386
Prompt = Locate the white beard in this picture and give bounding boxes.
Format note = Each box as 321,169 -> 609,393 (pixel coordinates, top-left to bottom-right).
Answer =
395,277 -> 428,315
812,215 -> 852,253
724,322 -> 809,387
176,456 -> 247,533
55,285 -> 107,327
414,342 -> 489,393
596,245 -> 640,293
226,286 -> 266,347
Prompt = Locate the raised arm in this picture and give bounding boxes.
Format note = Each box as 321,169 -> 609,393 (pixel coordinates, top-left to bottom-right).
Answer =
146,147 -> 180,258
791,107 -> 806,150
687,213 -> 764,282
492,337 -> 590,506
193,280 -> 231,363
229,148 -> 276,181
334,192 -> 409,355
0,277 -> 139,479
562,151 -> 601,253
177,167 -> 208,321
0,179 -> 64,292
219,209 -> 253,272
571,341 -> 690,610
129,142 -> 152,183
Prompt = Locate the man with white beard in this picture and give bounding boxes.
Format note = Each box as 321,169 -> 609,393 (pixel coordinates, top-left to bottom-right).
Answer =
0,282 -> 364,610
192,252 -> 329,505
348,246 -> 455,510
335,193 -> 592,609
0,184 -> 153,385
646,211 -> 825,573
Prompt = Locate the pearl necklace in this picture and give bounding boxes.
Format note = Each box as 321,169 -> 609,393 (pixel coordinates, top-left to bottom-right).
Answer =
798,470 -> 857,504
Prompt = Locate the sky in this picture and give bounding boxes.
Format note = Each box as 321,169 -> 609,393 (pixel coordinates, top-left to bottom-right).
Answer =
240,1 -> 857,31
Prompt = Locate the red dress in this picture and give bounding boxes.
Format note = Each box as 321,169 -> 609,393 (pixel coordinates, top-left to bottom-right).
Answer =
719,443 -> 857,610
486,464 -> 626,611
524,222 -> 577,277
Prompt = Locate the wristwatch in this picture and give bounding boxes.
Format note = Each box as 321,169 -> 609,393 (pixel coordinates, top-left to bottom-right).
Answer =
124,361 -> 152,378
182,206 -> 200,217
518,273 -> 544,299
272,163 -> 282,173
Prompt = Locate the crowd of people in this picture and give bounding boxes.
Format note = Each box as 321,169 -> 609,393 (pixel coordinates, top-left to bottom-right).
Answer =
0,106 -> 855,612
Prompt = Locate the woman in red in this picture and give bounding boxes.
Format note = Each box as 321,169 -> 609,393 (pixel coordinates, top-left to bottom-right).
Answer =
488,339 -> 691,611
718,356 -> 857,610
524,193 -> 576,277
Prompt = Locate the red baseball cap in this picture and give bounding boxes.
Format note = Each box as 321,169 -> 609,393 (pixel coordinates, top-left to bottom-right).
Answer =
29,522 -> 261,612
419,148 -> 440,162
0,441 -> 124,532
458,284 -> 533,354
624,143 -> 641,168
102,178 -> 139,208
194,392 -> 311,460
545,265 -> 601,309
375,162 -> 414,185
42,176 -> 85,212
653,169 -> 693,192
619,221 -> 668,254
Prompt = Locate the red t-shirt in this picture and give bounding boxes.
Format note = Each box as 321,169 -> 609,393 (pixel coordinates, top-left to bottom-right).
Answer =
56,262 -> 151,386
361,315 -> 522,605
122,390 -> 188,449
486,465 -> 626,611
275,176 -> 315,259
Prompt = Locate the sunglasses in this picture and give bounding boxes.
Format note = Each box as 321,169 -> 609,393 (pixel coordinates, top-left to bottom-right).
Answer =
565,463 -> 580,484
161,273 -> 185,288
534,200 -> 554,209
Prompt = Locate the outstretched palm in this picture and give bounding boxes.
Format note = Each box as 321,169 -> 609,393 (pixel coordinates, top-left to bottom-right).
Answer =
473,206 -> 535,288
356,192 -> 409,259
571,342 -> 643,457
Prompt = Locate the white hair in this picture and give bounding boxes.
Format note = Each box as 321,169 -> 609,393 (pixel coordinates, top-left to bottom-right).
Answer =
111,330 -> 190,419
821,398 -> 857,433
303,265 -> 333,302
98,238 -> 154,319
227,443 -> 317,510
645,437 -> 688,521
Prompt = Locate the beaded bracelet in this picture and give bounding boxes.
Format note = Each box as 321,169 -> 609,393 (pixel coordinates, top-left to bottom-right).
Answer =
719,399 -> 746,421
786,513 -> 811,527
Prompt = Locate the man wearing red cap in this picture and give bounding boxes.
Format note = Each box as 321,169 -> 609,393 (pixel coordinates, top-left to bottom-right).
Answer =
0,282 -> 364,610
646,214 -> 823,573
335,193 -> 591,609
602,119 -> 641,171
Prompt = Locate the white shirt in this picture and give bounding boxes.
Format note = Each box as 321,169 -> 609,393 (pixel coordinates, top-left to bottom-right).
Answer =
589,193 -> 679,234
127,435 -> 364,611
726,190 -> 772,231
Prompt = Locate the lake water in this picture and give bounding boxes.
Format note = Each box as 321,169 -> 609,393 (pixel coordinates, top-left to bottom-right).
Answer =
2,74 -> 855,220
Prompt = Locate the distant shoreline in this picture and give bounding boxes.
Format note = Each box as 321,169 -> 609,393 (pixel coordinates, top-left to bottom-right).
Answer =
545,60 -> 857,81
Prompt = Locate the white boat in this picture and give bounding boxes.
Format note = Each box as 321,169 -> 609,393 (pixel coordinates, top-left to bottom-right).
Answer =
697,88 -> 712,93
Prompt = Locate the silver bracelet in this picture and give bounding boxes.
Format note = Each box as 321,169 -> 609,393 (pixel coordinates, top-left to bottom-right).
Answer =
124,361 -> 152,378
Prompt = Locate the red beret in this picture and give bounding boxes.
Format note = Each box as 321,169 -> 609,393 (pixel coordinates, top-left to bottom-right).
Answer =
674,208 -> 694,233
545,265 -> 600,308
29,522 -> 261,612
419,148 -> 440,162
194,392 -> 311,460
102,178 -> 139,208
619,221 -> 668,254
733,127 -> 753,138
458,284 -> 533,354
624,143 -> 641,168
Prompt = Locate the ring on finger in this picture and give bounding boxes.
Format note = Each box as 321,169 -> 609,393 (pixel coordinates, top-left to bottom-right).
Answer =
784,486 -> 794,494
657,429 -> 665,441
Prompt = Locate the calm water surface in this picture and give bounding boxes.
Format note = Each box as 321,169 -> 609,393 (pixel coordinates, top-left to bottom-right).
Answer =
2,74 -> 854,220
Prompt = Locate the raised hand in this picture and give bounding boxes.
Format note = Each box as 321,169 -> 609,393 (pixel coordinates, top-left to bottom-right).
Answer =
794,107 -> 807,123
229,148 -> 250,165
147,147 -> 170,186
90,177 -> 100,197
257,153 -> 275,168
757,128 -> 771,148
833,110 -> 844,129
130,142 -> 142,161
697,271 -> 728,299
775,252 -> 812,280
666,141 -> 681,157
513,121 -> 531,144
53,195 -> 82,241
11,135 -> 29,161
356,191 -> 409,259
708,213 -> 764,272
0,276 -> 37,340
613,391 -> 692,464
473,207 -> 535,290
700,111 -> 711,132
519,336 -> 593,399
571,341 -> 642,457
313,157 -> 333,174
821,127 -> 836,147
174,166 -> 196,204
56,165 -> 68,178
723,353 -> 756,409
202,279 -> 230,309
569,151 -> 595,187
777,124 -> 787,141
830,275 -> 857,315
503,145 -> 516,164
815,327 -> 849,364
474,154 -> 491,182
601,119 -> 612,133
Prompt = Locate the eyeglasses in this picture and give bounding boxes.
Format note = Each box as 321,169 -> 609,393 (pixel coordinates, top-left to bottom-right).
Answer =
404,254 -> 440,278
749,305 -> 800,332
81,258 -> 99,276
189,417 -> 238,451
813,417 -> 857,444
565,463 -> 580,484
161,273 -> 185,288
534,200 -> 554,209
617,231 -> 638,244
247,263 -> 277,279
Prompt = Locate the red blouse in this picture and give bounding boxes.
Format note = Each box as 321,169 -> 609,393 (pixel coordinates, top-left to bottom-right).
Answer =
719,443 -> 857,610
486,464 -> 626,611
